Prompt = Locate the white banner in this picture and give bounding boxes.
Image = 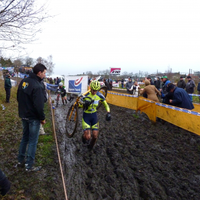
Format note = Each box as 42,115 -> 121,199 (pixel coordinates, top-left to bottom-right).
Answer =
65,76 -> 88,94
110,68 -> 121,75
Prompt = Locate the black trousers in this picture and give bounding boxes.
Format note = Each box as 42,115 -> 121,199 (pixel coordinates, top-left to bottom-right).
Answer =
5,88 -> 11,102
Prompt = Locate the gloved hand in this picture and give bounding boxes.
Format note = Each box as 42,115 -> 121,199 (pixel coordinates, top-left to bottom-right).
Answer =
106,112 -> 111,121
83,100 -> 92,110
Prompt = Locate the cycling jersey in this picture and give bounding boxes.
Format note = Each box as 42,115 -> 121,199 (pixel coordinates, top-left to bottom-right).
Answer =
57,86 -> 66,97
81,91 -> 110,131
83,91 -> 110,114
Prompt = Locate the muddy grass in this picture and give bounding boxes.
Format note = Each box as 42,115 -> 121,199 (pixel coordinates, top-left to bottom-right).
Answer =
54,95 -> 200,200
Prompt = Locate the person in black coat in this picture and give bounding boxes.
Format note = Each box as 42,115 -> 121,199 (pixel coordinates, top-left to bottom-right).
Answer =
177,76 -> 186,89
4,74 -> 12,103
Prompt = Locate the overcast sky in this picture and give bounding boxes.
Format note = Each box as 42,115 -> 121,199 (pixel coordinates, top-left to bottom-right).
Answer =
26,0 -> 200,76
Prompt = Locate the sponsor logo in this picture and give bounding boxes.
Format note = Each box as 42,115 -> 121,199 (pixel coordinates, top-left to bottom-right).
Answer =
69,80 -> 82,93
22,82 -> 29,89
75,77 -> 83,86
110,68 -> 121,75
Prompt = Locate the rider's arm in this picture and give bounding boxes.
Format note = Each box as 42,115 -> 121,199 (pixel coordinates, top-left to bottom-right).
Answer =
102,100 -> 110,112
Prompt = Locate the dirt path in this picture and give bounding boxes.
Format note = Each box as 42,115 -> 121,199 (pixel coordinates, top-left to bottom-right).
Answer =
54,95 -> 200,200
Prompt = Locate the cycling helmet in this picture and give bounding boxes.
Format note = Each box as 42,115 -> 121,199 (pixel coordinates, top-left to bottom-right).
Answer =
59,82 -> 63,86
90,80 -> 101,91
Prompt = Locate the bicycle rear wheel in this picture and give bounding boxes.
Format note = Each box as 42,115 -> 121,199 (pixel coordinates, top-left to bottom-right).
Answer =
97,86 -> 108,109
65,104 -> 78,138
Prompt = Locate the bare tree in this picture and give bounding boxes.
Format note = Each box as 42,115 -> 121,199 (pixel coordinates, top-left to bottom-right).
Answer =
0,0 -> 50,52
24,56 -> 34,66
36,55 -> 54,75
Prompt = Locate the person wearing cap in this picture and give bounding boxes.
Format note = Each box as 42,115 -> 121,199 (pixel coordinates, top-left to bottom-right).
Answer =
160,75 -> 171,104
177,76 -> 186,89
126,77 -> 134,94
186,76 -> 196,102
167,83 -> 194,110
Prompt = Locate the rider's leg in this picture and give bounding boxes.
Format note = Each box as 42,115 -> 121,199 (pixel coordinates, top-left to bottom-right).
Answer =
64,96 -> 67,104
89,130 -> 99,149
84,129 -> 91,140
82,116 -> 91,143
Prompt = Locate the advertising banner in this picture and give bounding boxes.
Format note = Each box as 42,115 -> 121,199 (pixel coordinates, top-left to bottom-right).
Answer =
65,76 -> 88,94
110,68 -> 121,75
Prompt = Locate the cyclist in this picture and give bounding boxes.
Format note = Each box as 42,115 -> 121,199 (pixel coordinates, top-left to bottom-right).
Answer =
57,82 -> 67,105
81,80 -> 111,149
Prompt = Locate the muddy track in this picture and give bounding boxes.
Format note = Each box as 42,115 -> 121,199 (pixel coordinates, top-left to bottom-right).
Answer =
53,94 -> 200,200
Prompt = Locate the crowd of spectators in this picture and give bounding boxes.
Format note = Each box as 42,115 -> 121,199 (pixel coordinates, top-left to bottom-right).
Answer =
123,75 -> 199,110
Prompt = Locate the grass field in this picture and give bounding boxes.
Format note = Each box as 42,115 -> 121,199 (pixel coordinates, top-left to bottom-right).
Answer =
0,75 -> 62,199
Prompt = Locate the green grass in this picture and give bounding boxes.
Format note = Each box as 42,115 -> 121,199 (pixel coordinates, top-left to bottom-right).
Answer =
0,75 -> 61,199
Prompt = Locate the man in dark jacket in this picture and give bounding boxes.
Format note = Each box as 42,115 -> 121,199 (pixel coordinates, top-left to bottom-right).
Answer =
160,76 -> 171,104
4,74 -> 12,103
186,76 -> 196,102
177,76 -> 186,89
126,77 -> 134,94
167,83 -> 194,110
16,63 -> 47,172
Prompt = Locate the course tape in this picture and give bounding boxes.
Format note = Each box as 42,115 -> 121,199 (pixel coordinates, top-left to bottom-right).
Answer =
108,91 -> 200,116
108,91 -> 138,98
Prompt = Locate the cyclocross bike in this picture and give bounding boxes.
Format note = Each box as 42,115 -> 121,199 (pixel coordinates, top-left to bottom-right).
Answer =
65,86 -> 107,138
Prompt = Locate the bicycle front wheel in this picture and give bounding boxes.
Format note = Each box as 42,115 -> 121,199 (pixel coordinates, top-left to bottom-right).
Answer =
97,86 -> 108,110
65,104 -> 78,138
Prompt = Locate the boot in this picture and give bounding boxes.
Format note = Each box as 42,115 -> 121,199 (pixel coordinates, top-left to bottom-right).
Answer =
88,137 -> 97,150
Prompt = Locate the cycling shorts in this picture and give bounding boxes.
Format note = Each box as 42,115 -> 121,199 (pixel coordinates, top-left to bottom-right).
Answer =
82,112 -> 99,131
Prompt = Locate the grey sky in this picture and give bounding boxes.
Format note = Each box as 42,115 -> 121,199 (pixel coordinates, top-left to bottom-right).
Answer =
26,0 -> 200,76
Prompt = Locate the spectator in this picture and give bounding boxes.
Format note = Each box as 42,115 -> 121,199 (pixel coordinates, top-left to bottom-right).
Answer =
197,79 -> 200,101
155,77 -> 161,90
4,74 -> 12,103
121,78 -> 124,88
140,80 -> 161,102
16,63 -> 47,172
131,81 -> 140,96
49,78 -> 53,84
147,76 -> 154,85
103,78 -> 110,90
108,78 -> 113,90
160,75 -> 171,104
186,76 -> 196,102
126,77 -> 134,94
0,168 -> 11,196
177,76 -> 186,89
167,83 -> 194,110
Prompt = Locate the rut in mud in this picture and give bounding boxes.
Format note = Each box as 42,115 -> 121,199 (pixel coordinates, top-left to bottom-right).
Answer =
54,95 -> 200,200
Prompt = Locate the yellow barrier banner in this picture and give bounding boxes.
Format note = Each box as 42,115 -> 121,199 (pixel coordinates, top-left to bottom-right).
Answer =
106,91 -> 200,136
107,91 -> 138,110
137,97 -> 156,123
156,104 -> 200,136
193,103 -> 200,113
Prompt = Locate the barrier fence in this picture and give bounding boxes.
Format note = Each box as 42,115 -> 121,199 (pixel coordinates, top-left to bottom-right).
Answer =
45,83 -> 200,136
106,91 -> 200,136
